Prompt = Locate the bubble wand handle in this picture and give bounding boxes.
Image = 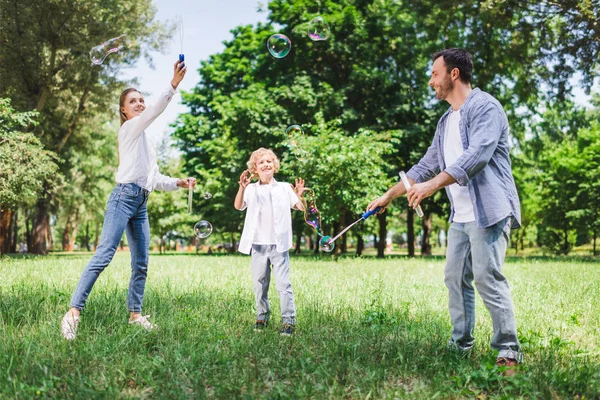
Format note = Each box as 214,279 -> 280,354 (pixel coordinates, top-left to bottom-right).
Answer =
399,171 -> 424,218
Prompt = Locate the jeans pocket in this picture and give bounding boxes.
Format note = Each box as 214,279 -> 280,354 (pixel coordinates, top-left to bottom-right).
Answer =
121,185 -> 139,197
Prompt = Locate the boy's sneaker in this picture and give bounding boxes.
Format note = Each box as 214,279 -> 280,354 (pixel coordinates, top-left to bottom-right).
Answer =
129,315 -> 156,330
254,320 -> 267,332
496,357 -> 519,376
61,312 -> 80,341
279,323 -> 295,336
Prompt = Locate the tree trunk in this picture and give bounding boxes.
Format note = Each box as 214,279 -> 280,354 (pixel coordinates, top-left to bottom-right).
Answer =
294,230 -> 302,254
94,221 -> 100,250
62,214 -> 72,251
376,210 -> 387,258
420,211 -> 432,256
339,213 -> 347,253
407,209 -> 415,257
9,208 -> 18,253
314,232 -> 320,255
84,222 -> 91,251
25,207 -> 32,250
31,194 -> 51,255
0,206 -> 12,255
593,229 -> 597,256
308,234 -> 314,251
356,234 -> 364,256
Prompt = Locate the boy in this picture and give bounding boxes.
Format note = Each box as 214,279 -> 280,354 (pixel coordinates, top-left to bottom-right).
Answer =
234,148 -> 305,336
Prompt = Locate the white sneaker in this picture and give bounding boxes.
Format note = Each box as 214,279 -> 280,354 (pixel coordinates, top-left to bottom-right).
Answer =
61,312 -> 80,341
128,315 -> 156,330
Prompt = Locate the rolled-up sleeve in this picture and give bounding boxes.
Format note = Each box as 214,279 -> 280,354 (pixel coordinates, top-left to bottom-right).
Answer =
407,130 -> 441,183
444,101 -> 504,186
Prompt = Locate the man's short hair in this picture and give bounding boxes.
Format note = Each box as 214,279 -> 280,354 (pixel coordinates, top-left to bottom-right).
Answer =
433,48 -> 473,84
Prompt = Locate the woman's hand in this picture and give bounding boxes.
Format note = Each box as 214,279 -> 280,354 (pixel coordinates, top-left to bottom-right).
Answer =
171,60 -> 187,90
177,177 -> 196,188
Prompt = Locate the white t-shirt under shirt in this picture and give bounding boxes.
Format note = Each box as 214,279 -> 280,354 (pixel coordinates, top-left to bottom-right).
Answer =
253,183 -> 276,244
444,109 -> 475,223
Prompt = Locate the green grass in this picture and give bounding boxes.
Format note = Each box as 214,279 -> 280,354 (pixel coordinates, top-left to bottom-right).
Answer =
0,253 -> 598,399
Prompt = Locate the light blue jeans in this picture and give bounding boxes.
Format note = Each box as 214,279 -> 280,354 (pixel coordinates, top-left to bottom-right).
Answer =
445,217 -> 523,361
251,245 -> 296,325
70,183 -> 150,313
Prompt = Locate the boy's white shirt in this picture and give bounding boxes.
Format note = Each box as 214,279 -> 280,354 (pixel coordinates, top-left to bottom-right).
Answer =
115,85 -> 179,192
238,178 -> 301,255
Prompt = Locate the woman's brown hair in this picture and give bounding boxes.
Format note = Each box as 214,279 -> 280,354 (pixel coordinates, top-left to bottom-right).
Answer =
119,87 -> 140,125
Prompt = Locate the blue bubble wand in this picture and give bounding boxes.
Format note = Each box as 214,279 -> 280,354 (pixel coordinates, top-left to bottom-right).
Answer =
325,206 -> 381,245
178,16 -> 185,68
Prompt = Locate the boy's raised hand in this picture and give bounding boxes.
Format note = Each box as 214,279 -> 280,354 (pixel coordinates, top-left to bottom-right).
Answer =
238,170 -> 251,188
293,178 -> 305,197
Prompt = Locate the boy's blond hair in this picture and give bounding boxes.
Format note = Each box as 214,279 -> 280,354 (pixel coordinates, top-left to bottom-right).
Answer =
247,148 -> 280,178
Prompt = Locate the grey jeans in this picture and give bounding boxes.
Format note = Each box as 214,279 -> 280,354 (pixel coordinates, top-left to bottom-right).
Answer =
251,244 -> 296,325
445,217 -> 522,361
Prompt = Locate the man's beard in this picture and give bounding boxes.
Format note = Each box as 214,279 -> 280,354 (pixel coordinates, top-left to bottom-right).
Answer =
435,76 -> 454,100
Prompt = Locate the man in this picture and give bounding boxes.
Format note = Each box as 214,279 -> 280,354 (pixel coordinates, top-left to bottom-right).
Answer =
368,48 -> 522,370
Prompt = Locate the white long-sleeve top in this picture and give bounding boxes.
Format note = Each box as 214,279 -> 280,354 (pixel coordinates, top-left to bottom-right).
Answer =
115,86 -> 179,192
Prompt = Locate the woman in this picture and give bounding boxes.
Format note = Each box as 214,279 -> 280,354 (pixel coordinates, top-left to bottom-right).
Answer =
61,59 -> 194,340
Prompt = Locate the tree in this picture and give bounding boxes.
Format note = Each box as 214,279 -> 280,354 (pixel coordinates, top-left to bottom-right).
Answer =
0,0 -> 174,254
0,98 -> 59,254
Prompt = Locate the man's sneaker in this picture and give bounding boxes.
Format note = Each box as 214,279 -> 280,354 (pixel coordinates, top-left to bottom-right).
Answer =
279,323 -> 295,336
254,320 -> 267,332
61,312 -> 80,341
129,315 -> 156,330
496,357 -> 519,376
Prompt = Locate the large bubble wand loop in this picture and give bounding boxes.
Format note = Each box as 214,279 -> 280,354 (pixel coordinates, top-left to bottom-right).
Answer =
299,188 -> 334,252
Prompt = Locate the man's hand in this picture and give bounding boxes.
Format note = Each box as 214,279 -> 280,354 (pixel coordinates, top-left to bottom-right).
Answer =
366,194 -> 393,214
406,180 -> 438,208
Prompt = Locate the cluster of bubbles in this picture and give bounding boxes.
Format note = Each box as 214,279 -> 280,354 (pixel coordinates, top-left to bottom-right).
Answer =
90,35 -> 127,65
267,16 -> 330,59
300,189 -> 334,252
268,17 -> 333,249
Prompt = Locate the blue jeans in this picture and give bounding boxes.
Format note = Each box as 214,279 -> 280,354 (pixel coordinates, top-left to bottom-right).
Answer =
251,245 -> 296,325
445,217 -> 523,361
70,183 -> 150,313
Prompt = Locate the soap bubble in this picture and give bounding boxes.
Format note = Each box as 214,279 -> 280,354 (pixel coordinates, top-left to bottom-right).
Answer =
308,17 -> 331,41
286,125 -> 308,161
267,34 -> 292,58
291,146 -> 310,162
300,189 -> 322,232
90,35 -> 127,65
286,124 -> 304,137
194,220 -> 213,238
203,192 -> 213,200
319,236 -> 335,252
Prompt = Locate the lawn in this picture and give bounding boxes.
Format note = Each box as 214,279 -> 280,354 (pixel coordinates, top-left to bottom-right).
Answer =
0,253 -> 598,398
